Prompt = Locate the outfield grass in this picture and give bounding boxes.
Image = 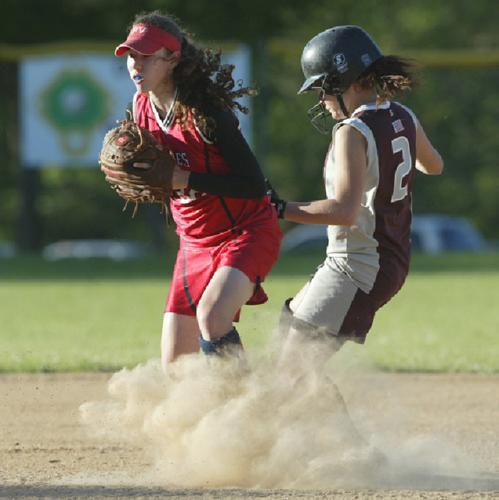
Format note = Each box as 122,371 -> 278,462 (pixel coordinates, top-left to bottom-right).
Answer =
0,252 -> 498,373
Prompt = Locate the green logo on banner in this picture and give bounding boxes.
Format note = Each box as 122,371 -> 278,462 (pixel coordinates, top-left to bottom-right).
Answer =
40,70 -> 110,157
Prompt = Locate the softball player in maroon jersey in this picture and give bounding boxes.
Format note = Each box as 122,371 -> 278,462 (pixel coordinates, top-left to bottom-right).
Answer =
114,11 -> 282,366
272,26 -> 443,366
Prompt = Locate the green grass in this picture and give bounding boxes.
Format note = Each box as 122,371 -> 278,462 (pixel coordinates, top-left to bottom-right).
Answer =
0,252 -> 498,373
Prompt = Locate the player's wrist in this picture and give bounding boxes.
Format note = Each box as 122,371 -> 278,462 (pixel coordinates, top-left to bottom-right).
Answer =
275,199 -> 287,219
264,178 -> 287,219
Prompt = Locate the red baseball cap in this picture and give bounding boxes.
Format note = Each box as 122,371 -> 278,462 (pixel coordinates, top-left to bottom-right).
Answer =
115,23 -> 182,56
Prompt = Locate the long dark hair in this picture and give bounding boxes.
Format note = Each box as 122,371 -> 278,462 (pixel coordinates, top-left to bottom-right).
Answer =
356,55 -> 418,102
131,11 -> 256,134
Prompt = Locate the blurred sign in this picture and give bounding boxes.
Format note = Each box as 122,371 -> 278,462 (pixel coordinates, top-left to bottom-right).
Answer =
20,54 -> 133,168
222,45 -> 252,147
19,45 -> 252,168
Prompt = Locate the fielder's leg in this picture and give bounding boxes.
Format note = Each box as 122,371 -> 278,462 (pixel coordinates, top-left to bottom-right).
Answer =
161,312 -> 200,368
198,327 -> 243,356
197,266 -> 253,357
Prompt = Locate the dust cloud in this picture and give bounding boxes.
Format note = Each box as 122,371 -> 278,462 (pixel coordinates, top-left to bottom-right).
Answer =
80,341 -> 479,490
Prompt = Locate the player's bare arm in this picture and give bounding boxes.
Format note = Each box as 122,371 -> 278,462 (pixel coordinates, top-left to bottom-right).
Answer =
283,125 -> 366,226
415,120 -> 444,175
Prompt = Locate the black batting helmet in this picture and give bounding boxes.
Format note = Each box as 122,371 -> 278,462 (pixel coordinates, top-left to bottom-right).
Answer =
298,25 -> 383,95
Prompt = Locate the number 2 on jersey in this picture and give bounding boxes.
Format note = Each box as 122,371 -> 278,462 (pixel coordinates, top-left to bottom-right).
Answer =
391,136 -> 412,203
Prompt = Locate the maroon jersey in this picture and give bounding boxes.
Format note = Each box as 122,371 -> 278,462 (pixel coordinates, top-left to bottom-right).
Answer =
133,92 -> 277,247
325,101 -> 417,296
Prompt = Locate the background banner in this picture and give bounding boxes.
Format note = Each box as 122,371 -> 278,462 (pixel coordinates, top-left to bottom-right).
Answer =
19,46 -> 251,168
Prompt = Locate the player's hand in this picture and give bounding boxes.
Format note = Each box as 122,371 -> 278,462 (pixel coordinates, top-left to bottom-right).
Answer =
172,166 -> 190,190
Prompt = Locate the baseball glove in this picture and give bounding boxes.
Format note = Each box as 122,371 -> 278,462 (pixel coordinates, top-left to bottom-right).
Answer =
99,120 -> 175,217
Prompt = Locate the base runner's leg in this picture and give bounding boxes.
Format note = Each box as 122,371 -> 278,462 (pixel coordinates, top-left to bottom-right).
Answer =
161,312 -> 200,368
276,261 -> 373,446
279,260 -> 358,372
277,298 -> 293,340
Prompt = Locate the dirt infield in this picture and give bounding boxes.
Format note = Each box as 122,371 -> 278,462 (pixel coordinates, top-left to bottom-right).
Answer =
1,370 -> 498,499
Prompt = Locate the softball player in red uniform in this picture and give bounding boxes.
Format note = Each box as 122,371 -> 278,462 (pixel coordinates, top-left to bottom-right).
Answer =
114,11 -> 282,366
271,26 -> 443,367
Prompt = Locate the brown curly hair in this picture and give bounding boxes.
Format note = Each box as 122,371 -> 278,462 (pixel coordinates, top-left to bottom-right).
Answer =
356,55 -> 418,103
131,11 -> 256,135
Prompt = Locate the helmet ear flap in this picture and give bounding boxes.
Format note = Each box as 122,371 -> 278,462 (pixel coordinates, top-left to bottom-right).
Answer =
322,73 -> 347,96
322,76 -> 335,95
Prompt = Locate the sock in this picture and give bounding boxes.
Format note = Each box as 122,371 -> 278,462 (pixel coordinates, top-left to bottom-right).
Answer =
278,298 -> 294,338
199,327 -> 242,356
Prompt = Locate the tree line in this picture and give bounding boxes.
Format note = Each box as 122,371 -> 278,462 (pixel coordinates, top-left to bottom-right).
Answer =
1,0 -> 498,250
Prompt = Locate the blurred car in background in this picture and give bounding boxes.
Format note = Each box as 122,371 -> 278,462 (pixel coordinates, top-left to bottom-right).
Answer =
42,239 -> 152,261
0,242 -> 16,258
281,215 -> 490,255
410,215 -> 488,254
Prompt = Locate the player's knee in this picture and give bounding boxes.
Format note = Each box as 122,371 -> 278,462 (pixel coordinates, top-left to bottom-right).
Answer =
196,303 -> 229,337
291,316 -> 324,340
290,316 -> 345,350
199,327 -> 243,356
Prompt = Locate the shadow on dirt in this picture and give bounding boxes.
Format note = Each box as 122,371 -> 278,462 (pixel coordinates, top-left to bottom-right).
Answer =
2,475 -> 499,499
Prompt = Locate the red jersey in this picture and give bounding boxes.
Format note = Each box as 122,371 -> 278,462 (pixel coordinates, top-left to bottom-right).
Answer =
133,92 -> 277,247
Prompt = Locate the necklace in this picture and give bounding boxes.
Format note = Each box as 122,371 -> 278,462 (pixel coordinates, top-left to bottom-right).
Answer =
152,89 -> 178,129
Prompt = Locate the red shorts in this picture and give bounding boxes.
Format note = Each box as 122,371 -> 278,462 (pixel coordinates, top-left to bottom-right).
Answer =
165,224 -> 282,317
